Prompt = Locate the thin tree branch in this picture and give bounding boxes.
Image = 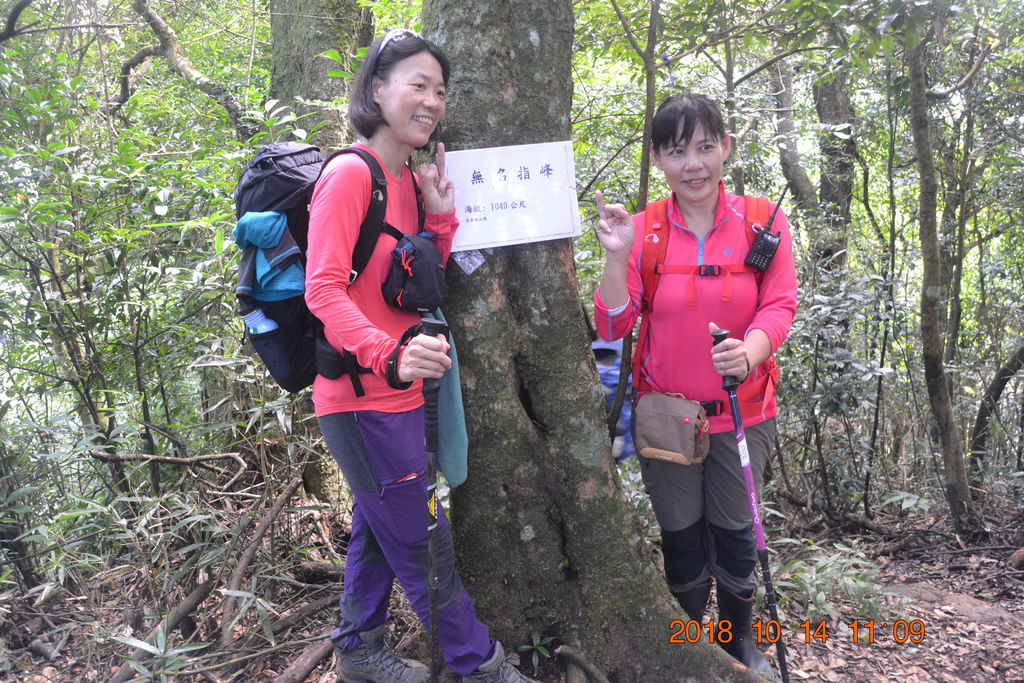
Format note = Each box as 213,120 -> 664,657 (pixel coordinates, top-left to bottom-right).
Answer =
577,132 -> 643,201
111,45 -> 160,108
608,0 -> 648,67
89,451 -> 247,490
12,22 -> 132,37
129,0 -> 258,140
0,0 -> 37,44
219,593 -> 337,677
734,46 -> 827,87
927,39 -> 998,99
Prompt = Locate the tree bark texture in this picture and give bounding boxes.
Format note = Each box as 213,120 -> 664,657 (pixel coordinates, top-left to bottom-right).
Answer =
905,19 -> 982,540
422,2 -> 758,680
968,343 -> 1024,474
771,61 -> 821,223
268,0 -> 372,147
812,69 -> 854,269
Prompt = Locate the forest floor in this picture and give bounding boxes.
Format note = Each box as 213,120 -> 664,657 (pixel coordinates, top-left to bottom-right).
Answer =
246,513 -> 1024,683
4,496 -> 1024,682
773,541 -> 1024,683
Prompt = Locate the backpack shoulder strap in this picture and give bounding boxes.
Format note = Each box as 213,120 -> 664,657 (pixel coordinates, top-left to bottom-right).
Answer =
743,194 -> 772,287
633,197 -> 672,392
320,147 -> 399,284
640,197 -> 672,313
742,195 -> 771,247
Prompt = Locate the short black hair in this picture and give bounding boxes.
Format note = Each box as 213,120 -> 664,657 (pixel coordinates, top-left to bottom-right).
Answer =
348,31 -> 451,140
651,94 -> 727,151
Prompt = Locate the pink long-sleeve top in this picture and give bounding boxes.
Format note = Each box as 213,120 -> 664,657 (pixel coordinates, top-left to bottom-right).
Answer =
594,183 -> 797,433
305,143 -> 458,416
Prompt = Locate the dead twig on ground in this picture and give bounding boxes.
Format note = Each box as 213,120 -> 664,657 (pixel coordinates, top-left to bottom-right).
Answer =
220,477 -> 304,647
109,579 -> 217,683
271,637 -> 334,683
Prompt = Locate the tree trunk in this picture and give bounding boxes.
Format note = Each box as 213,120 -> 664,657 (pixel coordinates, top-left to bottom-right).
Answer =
905,16 -> 984,541
268,0 -> 372,148
940,110 -> 974,367
812,69 -> 855,269
771,61 -> 820,224
422,2 -> 758,680
968,343 -> 1024,479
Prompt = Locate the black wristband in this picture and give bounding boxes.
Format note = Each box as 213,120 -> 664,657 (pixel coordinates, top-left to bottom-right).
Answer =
385,324 -> 422,390
385,347 -> 413,390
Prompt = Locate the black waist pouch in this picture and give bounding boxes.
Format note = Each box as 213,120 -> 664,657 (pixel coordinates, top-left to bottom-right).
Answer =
382,233 -> 446,313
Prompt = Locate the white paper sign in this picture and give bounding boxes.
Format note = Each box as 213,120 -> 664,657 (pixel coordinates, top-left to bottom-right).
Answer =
446,141 -> 582,251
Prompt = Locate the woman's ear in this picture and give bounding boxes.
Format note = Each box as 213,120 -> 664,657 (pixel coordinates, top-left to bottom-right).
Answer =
721,133 -> 732,158
650,145 -> 663,171
371,77 -> 383,105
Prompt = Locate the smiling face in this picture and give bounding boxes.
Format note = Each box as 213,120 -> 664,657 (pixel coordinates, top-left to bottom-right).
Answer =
651,123 -> 731,209
371,50 -> 447,153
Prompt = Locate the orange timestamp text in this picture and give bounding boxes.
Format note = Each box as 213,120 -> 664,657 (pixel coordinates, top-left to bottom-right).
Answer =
668,618 -> 926,645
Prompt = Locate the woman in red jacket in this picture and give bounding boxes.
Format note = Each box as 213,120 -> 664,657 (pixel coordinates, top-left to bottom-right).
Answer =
306,29 -> 535,683
594,94 -> 797,673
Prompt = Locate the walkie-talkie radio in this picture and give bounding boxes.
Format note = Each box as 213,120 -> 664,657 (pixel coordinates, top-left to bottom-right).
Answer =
744,186 -> 788,273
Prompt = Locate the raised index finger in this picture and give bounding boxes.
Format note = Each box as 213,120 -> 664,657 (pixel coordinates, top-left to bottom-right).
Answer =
595,190 -> 606,216
435,142 -> 446,179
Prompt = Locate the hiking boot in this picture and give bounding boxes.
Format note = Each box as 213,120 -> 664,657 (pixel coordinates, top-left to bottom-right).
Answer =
336,624 -> 428,682
716,585 -> 770,674
672,578 -> 712,622
460,641 -> 538,682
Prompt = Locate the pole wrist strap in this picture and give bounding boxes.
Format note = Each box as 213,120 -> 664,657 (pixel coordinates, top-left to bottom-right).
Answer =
385,323 -> 426,390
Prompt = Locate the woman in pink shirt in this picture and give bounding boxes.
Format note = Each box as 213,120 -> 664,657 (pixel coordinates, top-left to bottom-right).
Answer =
306,29 -> 535,683
594,94 -> 797,673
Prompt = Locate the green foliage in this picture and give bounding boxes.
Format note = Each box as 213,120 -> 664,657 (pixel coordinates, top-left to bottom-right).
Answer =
517,630 -> 556,676
881,490 -> 935,515
359,0 -> 421,32
773,539 -> 889,622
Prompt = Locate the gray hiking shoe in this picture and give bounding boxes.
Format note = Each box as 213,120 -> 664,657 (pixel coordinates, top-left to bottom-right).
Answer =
336,624 -> 428,683
460,641 -> 538,683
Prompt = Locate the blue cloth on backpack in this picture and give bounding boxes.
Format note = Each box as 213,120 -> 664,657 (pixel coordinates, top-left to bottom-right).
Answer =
234,211 -> 304,301
429,309 -> 468,488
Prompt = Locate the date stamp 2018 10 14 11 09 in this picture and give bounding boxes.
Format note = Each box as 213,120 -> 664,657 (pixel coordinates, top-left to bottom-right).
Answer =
668,618 -> 926,645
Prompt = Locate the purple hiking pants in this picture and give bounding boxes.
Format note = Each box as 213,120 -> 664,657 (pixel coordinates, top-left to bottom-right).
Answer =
319,408 -> 492,676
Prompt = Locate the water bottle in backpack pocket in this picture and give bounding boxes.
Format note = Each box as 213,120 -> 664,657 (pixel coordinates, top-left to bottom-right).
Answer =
244,297 -> 318,393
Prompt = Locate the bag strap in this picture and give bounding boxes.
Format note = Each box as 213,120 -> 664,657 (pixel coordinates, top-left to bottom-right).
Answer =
743,194 -> 771,288
639,197 -> 672,316
318,147 -> 425,285
313,148 -> 429,395
743,195 -> 772,234
738,194 -> 778,413
632,198 -> 672,392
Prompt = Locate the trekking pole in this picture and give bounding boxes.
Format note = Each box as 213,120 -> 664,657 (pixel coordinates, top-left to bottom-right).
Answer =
420,317 -> 448,683
711,328 -> 790,683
